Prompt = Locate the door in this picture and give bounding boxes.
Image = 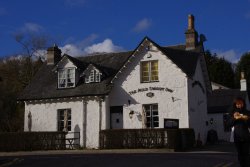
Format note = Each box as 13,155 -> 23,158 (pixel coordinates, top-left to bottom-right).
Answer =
110,106 -> 123,129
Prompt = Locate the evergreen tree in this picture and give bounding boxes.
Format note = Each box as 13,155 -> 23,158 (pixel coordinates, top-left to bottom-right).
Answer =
235,52 -> 250,89
204,50 -> 235,88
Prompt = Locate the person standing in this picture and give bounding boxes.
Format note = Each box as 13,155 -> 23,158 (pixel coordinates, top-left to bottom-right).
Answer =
228,97 -> 250,167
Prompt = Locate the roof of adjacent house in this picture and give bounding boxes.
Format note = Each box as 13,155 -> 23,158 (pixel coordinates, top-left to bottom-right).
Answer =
207,89 -> 249,114
18,37 -> 202,101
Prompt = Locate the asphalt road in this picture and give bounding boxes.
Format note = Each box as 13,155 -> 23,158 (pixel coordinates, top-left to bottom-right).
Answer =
0,152 -> 240,167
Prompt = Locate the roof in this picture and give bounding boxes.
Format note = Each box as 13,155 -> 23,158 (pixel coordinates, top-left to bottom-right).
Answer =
18,52 -> 132,100
18,38 -> 202,101
161,47 -> 200,78
207,89 -> 248,114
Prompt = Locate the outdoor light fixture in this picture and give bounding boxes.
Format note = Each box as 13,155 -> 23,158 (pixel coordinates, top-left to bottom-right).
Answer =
129,110 -> 134,119
128,100 -> 131,106
210,118 -> 214,125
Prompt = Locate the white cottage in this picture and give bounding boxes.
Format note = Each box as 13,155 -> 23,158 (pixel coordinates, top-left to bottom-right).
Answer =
207,75 -> 250,142
18,15 -> 211,148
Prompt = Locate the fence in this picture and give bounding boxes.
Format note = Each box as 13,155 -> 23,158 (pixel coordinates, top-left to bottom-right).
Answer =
64,131 -> 80,149
99,128 -> 195,150
0,132 -> 66,152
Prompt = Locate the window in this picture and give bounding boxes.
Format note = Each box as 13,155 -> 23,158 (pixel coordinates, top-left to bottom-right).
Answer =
58,68 -> 75,88
143,104 -> 159,128
85,69 -> 101,83
58,109 -> 71,132
164,119 -> 179,129
141,61 -> 158,82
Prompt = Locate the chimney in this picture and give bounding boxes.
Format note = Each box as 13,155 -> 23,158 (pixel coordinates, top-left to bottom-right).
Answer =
185,14 -> 198,50
240,72 -> 247,91
47,44 -> 61,65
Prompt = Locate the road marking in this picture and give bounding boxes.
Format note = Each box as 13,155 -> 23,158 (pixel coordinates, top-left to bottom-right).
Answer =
213,162 -> 235,167
213,162 -> 225,167
222,162 -> 234,167
0,158 -> 23,167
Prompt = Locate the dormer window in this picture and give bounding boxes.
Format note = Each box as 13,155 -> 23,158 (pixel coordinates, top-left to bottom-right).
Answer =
85,69 -> 101,83
58,68 -> 75,88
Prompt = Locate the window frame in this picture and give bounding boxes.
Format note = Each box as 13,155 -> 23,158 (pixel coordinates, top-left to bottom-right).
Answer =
143,104 -> 159,128
85,69 -> 101,83
141,60 -> 159,83
57,109 -> 72,132
58,68 -> 76,88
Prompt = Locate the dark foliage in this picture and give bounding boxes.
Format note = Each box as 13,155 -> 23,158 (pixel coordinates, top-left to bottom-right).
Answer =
0,57 -> 43,132
235,52 -> 250,89
204,50 -> 235,88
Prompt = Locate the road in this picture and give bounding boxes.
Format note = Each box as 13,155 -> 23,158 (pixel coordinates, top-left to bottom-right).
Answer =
0,152 -> 240,167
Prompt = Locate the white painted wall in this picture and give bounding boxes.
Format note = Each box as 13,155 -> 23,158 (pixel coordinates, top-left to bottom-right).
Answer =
187,58 -> 208,144
109,41 -> 189,130
24,97 -> 104,149
85,99 -> 100,148
24,99 -> 83,144
207,114 -> 231,141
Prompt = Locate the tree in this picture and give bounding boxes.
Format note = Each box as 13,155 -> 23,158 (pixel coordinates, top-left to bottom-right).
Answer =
0,32 -> 48,132
204,50 -> 235,88
0,57 -> 43,132
235,52 -> 250,89
14,32 -> 49,59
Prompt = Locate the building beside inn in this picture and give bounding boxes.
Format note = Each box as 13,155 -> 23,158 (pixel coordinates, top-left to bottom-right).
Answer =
18,15 -> 249,148
207,75 -> 250,142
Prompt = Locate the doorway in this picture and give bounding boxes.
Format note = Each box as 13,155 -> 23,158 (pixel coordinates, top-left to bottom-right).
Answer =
110,106 -> 123,129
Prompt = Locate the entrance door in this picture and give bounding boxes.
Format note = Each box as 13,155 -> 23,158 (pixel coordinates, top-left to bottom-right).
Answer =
110,106 -> 123,129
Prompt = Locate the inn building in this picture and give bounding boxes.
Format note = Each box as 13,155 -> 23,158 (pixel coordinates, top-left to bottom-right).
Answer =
18,15 -> 249,148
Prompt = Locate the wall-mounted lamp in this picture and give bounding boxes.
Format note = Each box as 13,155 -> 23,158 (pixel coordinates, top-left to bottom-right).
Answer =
206,118 -> 214,126
210,118 -> 214,125
128,100 -> 131,106
129,110 -> 134,119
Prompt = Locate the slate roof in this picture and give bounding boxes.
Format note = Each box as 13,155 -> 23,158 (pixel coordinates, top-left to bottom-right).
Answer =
161,47 -> 200,79
18,38 -> 201,101
207,89 -> 249,114
144,37 -> 200,78
18,51 -> 132,100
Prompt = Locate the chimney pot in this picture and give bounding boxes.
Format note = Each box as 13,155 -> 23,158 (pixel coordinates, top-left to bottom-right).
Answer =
188,14 -> 195,30
241,72 -> 245,79
240,72 -> 247,91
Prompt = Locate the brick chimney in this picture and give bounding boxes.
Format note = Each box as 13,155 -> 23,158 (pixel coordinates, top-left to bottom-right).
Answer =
47,44 -> 61,65
240,72 -> 247,91
185,14 -> 198,50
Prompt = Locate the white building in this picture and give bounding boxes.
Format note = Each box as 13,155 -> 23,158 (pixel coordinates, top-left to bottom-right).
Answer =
207,75 -> 250,142
19,15 -> 212,148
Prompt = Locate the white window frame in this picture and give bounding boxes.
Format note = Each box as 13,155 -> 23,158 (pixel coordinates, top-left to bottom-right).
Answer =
58,68 -> 75,88
58,109 -> 71,132
141,60 -> 159,83
85,69 -> 101,83
143,104 -> 159,128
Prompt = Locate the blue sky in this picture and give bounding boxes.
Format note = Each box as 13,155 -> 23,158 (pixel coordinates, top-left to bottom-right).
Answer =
1,0 -> 250,62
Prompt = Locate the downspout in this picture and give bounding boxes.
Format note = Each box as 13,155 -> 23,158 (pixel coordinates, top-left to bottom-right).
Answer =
82,99 -> 87,148
98,96 -> 103,147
